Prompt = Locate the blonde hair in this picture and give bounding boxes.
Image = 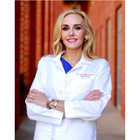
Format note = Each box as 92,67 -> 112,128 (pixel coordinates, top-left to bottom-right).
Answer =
53,9 -> 96,60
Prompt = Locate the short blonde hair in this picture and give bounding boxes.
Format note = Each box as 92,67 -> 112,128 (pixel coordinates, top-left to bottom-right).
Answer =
53,9 -> 96,60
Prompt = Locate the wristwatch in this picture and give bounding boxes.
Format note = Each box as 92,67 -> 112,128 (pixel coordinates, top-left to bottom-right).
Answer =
47,98 -> 54,109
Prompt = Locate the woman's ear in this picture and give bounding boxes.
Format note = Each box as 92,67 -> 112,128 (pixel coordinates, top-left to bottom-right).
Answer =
84,35 -> 88,41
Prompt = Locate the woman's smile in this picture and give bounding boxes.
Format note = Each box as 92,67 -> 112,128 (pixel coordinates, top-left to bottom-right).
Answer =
67,38 -> 78,42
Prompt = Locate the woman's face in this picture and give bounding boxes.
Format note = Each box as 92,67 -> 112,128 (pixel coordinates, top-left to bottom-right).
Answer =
61,14 -> 87,51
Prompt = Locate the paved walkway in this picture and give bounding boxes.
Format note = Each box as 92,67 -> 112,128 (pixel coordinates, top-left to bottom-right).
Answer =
15,101 -> 125,140
97,102 -> 125,140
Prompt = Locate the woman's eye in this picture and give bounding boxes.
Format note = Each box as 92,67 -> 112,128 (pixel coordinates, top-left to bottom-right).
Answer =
62,27 -> 69,31
75,27 -> 81,30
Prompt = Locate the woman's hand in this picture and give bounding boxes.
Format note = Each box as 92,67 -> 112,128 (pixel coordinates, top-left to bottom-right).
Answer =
27,89 -> 48,108
84,89 -> 104,101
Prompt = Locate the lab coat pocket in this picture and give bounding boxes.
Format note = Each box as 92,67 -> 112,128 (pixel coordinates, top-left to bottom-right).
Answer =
71,74 -> 96,100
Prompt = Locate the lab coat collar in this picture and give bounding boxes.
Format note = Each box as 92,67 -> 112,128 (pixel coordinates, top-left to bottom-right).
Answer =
81,53 -> 92,65
48,50 -> 92,65
48,51 -> 65,63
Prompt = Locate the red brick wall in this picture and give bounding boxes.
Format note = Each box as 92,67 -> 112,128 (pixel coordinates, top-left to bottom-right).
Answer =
30,1 -> 36,84
35,1 -> 43,68
19,0 -> 30,87
44,1 -> 50,56
46,1 -> 65,55
87,1 -> 125,119
49,1 -> 55,54
87,1 -> 117,105
20,1 -> 25,74
24,1 -> 30,86
19,0 -> 64,87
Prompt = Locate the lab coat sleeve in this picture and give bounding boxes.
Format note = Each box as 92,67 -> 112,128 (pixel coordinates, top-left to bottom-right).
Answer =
25,57 -> 63,126
64,60 -> 112,121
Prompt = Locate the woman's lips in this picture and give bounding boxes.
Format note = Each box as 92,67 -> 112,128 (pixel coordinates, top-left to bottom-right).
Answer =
67,38 -> 77,42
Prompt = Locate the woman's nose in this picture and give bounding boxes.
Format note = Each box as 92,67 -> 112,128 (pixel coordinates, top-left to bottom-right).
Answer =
69,29 -> 75,36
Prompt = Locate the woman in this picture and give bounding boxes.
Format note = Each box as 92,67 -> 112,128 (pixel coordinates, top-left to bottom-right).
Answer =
26,9 -> 112,140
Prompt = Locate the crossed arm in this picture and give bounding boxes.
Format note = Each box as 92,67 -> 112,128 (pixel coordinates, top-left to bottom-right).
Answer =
26,89 -> 104,118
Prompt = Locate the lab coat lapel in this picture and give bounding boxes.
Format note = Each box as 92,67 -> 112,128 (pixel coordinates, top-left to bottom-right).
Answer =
48,51 -> 65,70
72,52 -> 92,70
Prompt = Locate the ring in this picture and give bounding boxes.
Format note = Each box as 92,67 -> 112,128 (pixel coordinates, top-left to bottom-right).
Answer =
30,95 -> 34,99
90,97 -> 92,101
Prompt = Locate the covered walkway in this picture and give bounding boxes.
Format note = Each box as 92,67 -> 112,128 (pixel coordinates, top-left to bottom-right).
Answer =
15,101 -> 125,140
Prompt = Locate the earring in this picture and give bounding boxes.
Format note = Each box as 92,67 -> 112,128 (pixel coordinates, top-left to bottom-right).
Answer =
84,38 -> 87,41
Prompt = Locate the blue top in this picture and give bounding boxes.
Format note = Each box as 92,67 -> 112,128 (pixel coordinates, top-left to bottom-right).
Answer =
60,57 -> 73,74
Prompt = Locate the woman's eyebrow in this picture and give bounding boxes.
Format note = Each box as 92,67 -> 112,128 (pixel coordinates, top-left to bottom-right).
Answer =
62,24 -> 68,27
75,24 -> 82,26
62,24 -> 83,27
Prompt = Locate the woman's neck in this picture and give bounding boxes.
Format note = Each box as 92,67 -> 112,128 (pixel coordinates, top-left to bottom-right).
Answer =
62,49 -> 82,67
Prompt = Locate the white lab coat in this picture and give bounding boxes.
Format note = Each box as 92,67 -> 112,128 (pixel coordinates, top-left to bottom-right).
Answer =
25,51 -> 112,140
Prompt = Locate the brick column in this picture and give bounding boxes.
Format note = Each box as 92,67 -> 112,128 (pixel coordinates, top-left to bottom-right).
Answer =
20,1 -> 25,75
42,1 -> 45,56
44,0 -> 50,56
35,1 -> 43,68
49,1 -> 54,54
44,1 -> 64,56
23,0 -> 30,87
30,1 -> 36,85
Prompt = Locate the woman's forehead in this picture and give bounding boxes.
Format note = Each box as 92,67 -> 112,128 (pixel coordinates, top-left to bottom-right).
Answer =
62,14 -> 84,25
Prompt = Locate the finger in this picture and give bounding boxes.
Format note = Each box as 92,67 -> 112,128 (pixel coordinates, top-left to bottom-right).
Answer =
27,94 -> 32,99
28,92 -> 37,98
89,95 -> 102,101
27,98 -> 36,103
32,89 -> 44,95
27,94 -> 32,100
30,89 -> 39,94
87,91 -> 93,96
92,89 -> 100,92
87,90 -> 100,96
92,92 -> 104,96
92,97 -> 101,101
91,94 -> 103,99
27,93 -> 37,100
90,90 -> 101,94
27,95 -> 30,100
